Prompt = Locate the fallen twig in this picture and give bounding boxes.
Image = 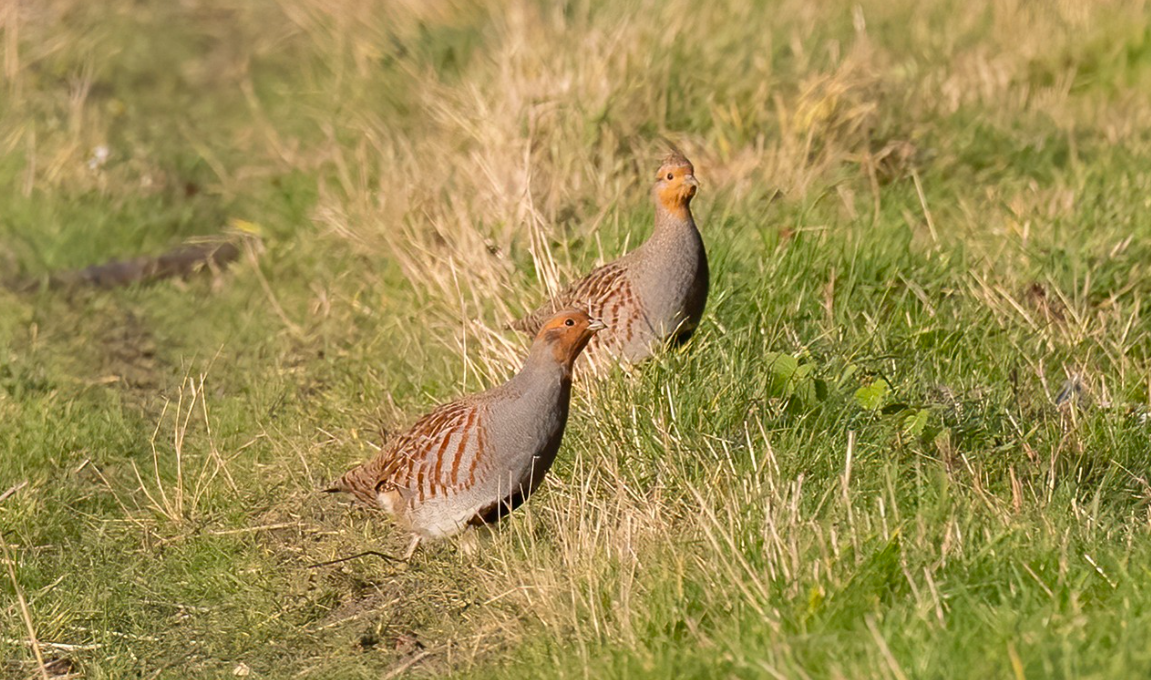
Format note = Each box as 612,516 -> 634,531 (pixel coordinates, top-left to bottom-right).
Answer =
0,481 -> 28,504
205,522 -> 299,537
2,637 -> 103,652
7,236 -> 250,293
306,550 -> 402,569
381,650 -> 432,680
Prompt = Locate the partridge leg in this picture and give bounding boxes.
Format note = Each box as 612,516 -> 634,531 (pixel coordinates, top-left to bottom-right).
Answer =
457,529 -> 480,556
402,535 -> 422,561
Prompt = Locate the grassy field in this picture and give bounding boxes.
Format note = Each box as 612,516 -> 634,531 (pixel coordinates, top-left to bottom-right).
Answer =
3,0 -> 1151,677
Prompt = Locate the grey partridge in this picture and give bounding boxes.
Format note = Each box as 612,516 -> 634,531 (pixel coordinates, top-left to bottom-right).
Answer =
327,309 -> 605,557
511,151 -> 708,367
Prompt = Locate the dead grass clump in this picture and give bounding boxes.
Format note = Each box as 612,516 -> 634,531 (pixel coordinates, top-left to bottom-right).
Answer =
122,371 -> 238,527
306,0 -> 923,392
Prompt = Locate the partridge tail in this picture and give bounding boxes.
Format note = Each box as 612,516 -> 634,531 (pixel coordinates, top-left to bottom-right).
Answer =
323,467 -> 355,493
507,314 -> 541,334
510,299 -> 568,335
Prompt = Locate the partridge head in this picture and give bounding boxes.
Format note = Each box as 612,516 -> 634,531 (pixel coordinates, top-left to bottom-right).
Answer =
530,308 -> 607,374
654,150 -> 699,218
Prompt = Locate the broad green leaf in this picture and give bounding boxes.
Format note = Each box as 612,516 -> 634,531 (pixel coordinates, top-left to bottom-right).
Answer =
854,379 -> 890,411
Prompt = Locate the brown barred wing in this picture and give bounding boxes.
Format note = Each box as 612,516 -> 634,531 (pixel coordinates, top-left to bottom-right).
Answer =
328,399 -> 490,508
511,261 -> 636,337
572,265 -> 647,358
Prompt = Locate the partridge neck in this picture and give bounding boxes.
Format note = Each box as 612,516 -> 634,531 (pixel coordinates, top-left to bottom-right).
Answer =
515,342 -> 574,387
649,201 -> 698,247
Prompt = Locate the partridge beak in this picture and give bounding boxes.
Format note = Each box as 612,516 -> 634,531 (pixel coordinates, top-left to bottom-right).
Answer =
587,318 -> 607,332
684,174 -> 699,188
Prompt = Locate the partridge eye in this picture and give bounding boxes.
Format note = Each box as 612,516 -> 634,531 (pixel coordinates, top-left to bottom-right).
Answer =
666,172 -> 674,181
564,319 -> 574,327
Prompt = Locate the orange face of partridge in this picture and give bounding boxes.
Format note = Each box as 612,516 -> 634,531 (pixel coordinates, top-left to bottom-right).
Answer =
655,155 -> 699,218
536,309 -> 607,367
